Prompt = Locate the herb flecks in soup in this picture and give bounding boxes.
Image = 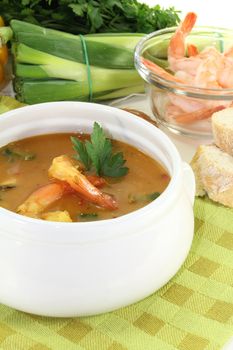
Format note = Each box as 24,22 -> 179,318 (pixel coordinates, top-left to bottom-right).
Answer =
0,127 -> 170,222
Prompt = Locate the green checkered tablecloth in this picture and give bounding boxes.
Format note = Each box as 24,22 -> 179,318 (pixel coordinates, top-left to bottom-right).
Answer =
0,197 -> 233,350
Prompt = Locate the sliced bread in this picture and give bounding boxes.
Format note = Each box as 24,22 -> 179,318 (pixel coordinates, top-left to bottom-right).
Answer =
212,108 -> 233,156
190,144 -> 233,207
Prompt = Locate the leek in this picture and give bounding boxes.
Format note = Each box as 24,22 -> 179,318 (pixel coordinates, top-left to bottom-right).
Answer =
1,20 -> 146,104
14,79 -> 144,104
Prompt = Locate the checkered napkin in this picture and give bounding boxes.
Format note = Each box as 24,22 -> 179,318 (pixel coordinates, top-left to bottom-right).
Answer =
0,197 -> 233,350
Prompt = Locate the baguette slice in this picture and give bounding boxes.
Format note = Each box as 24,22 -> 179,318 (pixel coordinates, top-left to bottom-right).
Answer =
190,144 -> 233,207
212,108 -> 233,156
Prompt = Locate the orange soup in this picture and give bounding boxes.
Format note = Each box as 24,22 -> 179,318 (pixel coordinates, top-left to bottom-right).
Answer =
0,132 -> 170,222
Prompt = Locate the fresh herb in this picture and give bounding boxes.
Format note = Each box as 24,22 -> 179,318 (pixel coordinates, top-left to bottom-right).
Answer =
71,122 -> 128,177
0,184 -> 16,191
128,192 -> 161,204
1,1 -> 180,34
78,213 -> 99,220
71,136 -> 91,171
2,147 -> 36,162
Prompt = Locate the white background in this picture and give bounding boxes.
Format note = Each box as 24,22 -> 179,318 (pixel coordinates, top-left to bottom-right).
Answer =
143,0 -> 233,28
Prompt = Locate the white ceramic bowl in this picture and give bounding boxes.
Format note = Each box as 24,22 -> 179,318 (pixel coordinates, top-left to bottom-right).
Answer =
0,102 -> 195,317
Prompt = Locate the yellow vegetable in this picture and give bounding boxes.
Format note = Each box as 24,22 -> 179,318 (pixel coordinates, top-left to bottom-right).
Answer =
0,16 -> 4,27
0,45 -> 8,65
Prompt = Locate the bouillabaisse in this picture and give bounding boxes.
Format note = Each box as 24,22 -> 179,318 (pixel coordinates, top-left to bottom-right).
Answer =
0,128 -> 170,222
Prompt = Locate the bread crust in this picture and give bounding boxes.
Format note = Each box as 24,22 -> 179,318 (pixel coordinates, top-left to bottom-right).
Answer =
190,145 -> 233,208
212,108 -> 233,156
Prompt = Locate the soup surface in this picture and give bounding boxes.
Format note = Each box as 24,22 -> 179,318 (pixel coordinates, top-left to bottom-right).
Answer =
0,133 -> 170,222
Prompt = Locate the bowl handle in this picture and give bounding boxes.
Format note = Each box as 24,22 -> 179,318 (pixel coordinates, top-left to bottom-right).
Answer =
182,162 -> 196,206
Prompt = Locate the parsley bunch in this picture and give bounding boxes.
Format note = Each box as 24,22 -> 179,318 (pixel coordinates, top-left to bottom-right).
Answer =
2,0 -> 180,34
71,122 -> 128,177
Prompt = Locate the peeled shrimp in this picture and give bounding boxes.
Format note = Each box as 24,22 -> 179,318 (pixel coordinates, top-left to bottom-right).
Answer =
173,70 -> 194,85
143,57 -> 221,116
219,66 -> 233,88
141,58 -> 184,83
194,50 -> 224,89
223,46 -> 233,60
167,93 -> 205,113
142,11 -> 233,124
174,105 -> 225,124
17,182 -> 69,217
220,47 -> 233,87
168,12 -> 201,75
168,12 -> 197,61
48,155 -> 117,210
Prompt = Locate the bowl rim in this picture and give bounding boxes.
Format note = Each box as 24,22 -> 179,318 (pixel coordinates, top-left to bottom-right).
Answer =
134,25 -> 233,99
0,101 -> 183,242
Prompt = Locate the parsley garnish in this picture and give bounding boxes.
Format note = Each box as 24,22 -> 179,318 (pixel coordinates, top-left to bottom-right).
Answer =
71,122 -> 128,177
2,2 -> 180,35
71,137 -> 91,170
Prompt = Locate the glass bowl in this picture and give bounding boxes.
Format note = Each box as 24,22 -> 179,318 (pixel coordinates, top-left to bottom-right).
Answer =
135,26 -> 233,138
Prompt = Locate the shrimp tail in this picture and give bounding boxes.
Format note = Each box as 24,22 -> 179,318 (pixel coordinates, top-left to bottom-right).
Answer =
168,12 -> 197,61
49,155 -> 118,210
180,12 -> 197,34
69,181 -> 117,210
187,44 -> 199,57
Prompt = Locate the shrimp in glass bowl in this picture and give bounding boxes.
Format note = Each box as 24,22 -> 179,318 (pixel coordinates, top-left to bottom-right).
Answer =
135,12 -> 233,138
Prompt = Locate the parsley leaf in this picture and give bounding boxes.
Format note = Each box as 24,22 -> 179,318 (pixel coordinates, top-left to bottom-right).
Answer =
85,122 -> 112,176
71,136 -> 91,170
102,152 -> 128,177
71,122 -> 128,177
1,1 -> 180,35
